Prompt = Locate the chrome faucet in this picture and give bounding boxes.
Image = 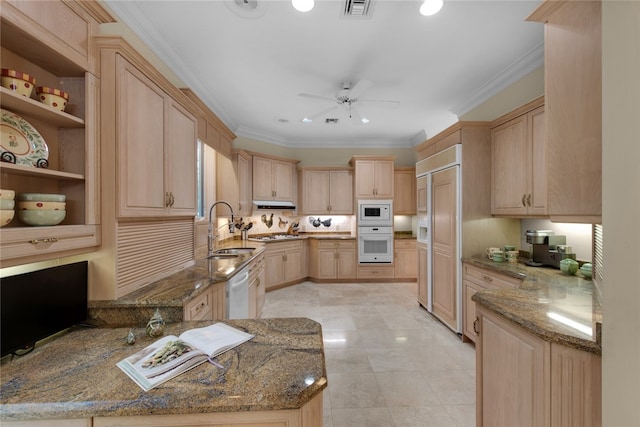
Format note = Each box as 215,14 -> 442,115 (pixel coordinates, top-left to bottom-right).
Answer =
208,201 -> 235,257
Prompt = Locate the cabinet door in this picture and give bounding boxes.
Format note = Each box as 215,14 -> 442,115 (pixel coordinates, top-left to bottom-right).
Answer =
354,160 -> 375,198
316,248 -> 337,279
394,169 -> 416,214
252,156 -> 274,200
264,249 -> 284,290
117,56 -> 166,216
431,167 -> 458,331
166,100 -> 197,215
463,280 -> 482,343
336,248 -> 356,279
272,159 -> 294,201
236,152 -> 252,216
416,175 -> 428,213
394,240 -> 417,279
478,309 -> 550,427
528,106 -> 547,215
284,249 -> 304,282
329,170 -> 353,214
417,243 -> 428,307
184,289 -> 213,321
303,170 -> 330,213
491,115 -> 529,215
373,160 -> 394,199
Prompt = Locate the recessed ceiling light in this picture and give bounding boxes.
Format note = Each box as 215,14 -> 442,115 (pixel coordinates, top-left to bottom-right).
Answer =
420,0 -> 443,16
301,117 -> 313,123
292,0 -> 314,13
361,118 -> 370,124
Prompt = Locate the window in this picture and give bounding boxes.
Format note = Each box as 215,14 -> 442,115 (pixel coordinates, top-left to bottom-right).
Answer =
195,139 -> 205,219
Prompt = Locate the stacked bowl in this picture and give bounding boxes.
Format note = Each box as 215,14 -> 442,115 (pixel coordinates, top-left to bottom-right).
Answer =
17,193 -> 66,226
0,189 -> 16,227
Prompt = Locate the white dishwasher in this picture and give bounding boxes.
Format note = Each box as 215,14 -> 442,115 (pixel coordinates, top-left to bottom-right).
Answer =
226,265 -> 250,319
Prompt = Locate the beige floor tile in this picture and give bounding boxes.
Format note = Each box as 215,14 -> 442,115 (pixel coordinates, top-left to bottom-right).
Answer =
375,371 -> 441,407
389,405 -> 457,427
331,407 -> 395,427
328,372 -> 387,409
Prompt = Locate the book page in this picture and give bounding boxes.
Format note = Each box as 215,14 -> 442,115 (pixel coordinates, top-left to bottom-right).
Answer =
124,335 -> 207,379
179,323 -> 254,358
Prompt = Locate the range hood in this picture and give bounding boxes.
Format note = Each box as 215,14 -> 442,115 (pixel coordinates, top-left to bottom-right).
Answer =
253,200 -> 296,210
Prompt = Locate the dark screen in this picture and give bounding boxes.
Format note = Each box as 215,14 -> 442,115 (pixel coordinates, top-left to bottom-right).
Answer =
1,261 -> 88,356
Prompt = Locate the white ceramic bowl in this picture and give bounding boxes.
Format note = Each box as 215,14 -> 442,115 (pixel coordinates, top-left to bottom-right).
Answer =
17,193 -> 66,202
36,86 -> 69,112
1,69 -> 36,97
0,189 -> 15,200
0,199 -> 15,210
0,209 -> 15,227
17,201 -> 65,210
17,209 -> 65,226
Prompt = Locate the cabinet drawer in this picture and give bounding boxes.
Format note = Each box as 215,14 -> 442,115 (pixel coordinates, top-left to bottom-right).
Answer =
0,225 -> 100,266
395,239 -> 416,250
464,264 -> 521,290
184,290 -> 213,321
266,240 -> 304,252
357,264 -> 395,279
317,239 -> 356,249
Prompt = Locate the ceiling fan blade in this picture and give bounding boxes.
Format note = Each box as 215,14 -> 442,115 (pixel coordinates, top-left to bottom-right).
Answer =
306,105 -> 339,120
298,93 -> 336,102
358,98 -> 400,108
348,79 -> 373,100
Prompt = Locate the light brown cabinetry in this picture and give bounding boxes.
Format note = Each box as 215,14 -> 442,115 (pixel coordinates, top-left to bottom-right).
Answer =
217,149 -> 252,217
476,305 -> 601,427
393,167 -> 416,214
252,154 -> 297,202
416,242 -> 428,307
248,252 -> 266,318
394,239 -> 417,280
528,1 -> 602,223
350,156 -> 394,199
264,240 -> 307,290
0,0 -> 111,267
491,100 -> 546,216
416,175 -> 427,213
356,264 -> 394,279
113,55 -> 197,217
462,263 -> 521,343
308,239 -> 356,280
299,168 -> 353,215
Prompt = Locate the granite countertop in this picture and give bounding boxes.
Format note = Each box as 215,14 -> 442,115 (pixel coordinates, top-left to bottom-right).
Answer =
0,318 -> 327,422
465,256 -> 602,355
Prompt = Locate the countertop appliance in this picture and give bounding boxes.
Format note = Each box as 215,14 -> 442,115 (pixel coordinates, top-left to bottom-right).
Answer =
525,229 -> 576,268
416,144 -> 462,334
357,200 -> 393,263
227,265 -> 250,319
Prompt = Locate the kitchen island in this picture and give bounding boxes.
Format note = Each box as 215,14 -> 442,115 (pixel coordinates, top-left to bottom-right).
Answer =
0,318 -> 326,426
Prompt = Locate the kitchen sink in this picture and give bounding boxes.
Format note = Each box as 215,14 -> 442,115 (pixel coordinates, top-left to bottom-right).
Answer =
207,253 -> 239,260
214,247 -> 256,255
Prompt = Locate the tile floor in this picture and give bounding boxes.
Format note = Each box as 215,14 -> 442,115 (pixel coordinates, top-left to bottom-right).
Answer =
261,281 -> 476,427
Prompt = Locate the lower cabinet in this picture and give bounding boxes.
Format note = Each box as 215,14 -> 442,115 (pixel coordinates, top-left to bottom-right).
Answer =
248,253 -> 266,318
356,264 -> 394,279
264,240 -> 307,290
477,306 -> 601,427
183,282 -> 226,321
462,263 -> 521,343
394,239 -> 417,280
308,239 -> 356,280
417,242 -> 428,307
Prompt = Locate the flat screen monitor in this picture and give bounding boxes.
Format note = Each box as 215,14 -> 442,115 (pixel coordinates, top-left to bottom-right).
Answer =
1,261 -> 88,357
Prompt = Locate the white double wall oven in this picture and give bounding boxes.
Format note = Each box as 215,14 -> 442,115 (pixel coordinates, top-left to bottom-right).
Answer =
357,200 -> 394,263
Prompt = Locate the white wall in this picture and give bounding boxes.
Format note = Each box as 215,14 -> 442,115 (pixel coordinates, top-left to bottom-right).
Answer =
602,2 -> 640,425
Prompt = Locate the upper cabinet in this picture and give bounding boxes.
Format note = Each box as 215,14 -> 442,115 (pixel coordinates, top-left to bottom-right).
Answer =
350,156 -> 395,199
101,47 -> 197,217
252,154 -> 297,202
491,99 -> 547,216
0,0 -> 113,267
217,149 -> 252,217
394,167 -> 416,215
416,175 -> 427,213
299,167 -> 353,215
528,1 -> 602,223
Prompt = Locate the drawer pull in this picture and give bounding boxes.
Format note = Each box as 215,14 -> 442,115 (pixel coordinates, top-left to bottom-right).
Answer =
473,318 -> 480,334
482,275 -> 493,282
29,237 -> 59,245
522,194 -> 527,207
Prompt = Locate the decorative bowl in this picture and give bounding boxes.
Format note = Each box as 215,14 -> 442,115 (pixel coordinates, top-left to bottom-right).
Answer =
1,69 -> 36,97
0,199 -> 15,210
559,258 -> 579,275
580,263 -> 593,279
36,86 -> 69,111
0,189 -> 15,200
17,193 -> 66,202
0,209 -> 15,227
17,209 -> 65,226
17,201 -> 65,210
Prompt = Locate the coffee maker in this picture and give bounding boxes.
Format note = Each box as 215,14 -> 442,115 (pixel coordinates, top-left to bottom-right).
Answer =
525,230 -> 576,268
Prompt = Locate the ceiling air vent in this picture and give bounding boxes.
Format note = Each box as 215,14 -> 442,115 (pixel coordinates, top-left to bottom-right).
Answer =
325,118 -> 339,124
343,0 -> 373,17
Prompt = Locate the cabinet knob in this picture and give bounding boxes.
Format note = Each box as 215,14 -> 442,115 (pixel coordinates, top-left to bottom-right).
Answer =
482,275 -> 493,282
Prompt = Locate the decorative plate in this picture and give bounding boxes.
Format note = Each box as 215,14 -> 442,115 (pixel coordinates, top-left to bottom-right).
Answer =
0,108 -> 49,168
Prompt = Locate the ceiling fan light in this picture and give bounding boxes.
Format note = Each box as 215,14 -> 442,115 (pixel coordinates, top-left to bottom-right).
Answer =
420,0 -> 443,16
292,0 -> 314,13
301,117 -> 313,123
361,118 -> 370,124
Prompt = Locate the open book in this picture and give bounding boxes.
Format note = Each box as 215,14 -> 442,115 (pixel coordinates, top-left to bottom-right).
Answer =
116,322 -> 254,391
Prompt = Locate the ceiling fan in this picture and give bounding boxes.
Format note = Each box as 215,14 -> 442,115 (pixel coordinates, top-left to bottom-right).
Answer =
298,79 -> 399,123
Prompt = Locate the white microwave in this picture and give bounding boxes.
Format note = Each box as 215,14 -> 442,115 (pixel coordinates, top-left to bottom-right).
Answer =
357,200 -> 393,226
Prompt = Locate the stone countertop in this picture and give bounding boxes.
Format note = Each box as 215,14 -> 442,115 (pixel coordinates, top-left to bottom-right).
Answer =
249,233 -> 356,242
89,240 -> 266,325
465,256 -> 602,355
0,318 -> 327,422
